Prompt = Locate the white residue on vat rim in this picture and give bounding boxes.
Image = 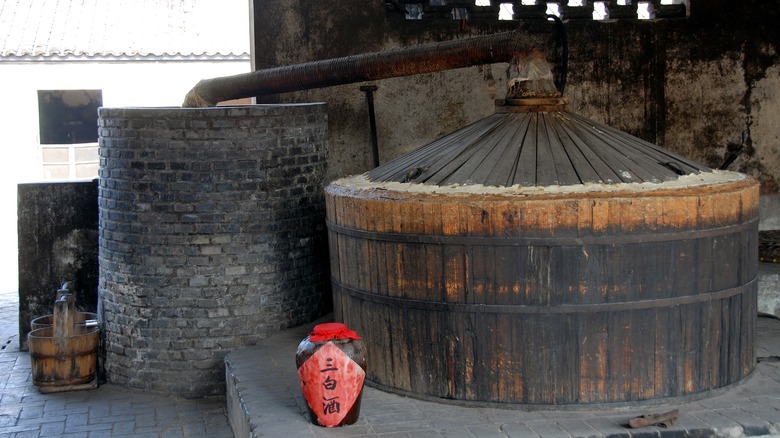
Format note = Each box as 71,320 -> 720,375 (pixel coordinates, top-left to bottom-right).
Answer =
331,170 -> 749,197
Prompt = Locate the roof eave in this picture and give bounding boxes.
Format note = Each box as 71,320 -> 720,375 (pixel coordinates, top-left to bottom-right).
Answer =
0,52 -> 251,63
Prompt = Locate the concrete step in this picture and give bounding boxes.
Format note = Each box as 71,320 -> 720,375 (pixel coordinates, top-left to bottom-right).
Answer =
759,261 -> 780,318
225,317 -> 780,438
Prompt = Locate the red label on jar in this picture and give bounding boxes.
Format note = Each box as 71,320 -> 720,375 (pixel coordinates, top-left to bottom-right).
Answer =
298,341 -> 365,427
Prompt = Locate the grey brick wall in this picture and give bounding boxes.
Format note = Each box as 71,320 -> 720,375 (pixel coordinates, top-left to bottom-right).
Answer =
97,104 -> 331,397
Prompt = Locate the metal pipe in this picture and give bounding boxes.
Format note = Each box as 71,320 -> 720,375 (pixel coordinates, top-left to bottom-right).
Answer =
183,29 -> 549,107
360,85 -> 380,168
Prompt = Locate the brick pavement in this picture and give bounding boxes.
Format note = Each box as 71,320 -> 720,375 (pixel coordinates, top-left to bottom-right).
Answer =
0,289 -> 233,438
3,282 -> 780,438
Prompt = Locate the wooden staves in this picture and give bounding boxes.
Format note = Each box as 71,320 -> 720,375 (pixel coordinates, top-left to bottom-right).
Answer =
325,174 -> 759,406
367,100 -> 709,188
28,293 -> 100,393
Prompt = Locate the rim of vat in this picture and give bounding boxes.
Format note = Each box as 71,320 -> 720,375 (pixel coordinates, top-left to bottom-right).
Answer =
327,169 -> 754,199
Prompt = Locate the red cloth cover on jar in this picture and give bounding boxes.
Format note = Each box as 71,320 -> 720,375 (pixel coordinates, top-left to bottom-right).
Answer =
307,322 -> 361,343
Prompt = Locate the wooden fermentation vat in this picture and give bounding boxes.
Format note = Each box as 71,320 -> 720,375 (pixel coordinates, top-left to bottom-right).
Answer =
325,99 -> 759,406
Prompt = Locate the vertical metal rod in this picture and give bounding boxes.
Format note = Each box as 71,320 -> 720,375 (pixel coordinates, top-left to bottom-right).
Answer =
360,85 -> 380,168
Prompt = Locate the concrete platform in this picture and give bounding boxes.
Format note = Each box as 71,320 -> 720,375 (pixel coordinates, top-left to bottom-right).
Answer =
759,261 -> 780,318
226,315 -> 780,438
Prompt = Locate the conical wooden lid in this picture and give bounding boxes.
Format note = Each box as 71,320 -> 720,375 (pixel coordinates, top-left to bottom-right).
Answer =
367,99 -> 709,187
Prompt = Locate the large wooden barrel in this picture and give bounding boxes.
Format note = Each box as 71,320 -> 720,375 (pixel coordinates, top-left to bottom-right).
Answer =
326,171 -> 758,406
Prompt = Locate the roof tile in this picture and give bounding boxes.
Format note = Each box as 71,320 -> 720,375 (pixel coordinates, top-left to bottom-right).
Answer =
0,0 -> 250,59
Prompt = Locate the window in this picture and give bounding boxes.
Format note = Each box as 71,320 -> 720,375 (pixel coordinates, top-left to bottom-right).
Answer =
452,7 -> 470,20
37,90 -> 101,179
593,1 -> 609,19
637,1 -> 654,19
546,2 -> 561,17
38,90 -> 102,144
499,3 -> 514,20
405,3 -> 424,19
396,0 -> 686,20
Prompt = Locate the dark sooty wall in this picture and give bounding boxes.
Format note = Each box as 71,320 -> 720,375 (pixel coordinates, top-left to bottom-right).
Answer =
17,180 -> 99,351
252,0 -> 780,196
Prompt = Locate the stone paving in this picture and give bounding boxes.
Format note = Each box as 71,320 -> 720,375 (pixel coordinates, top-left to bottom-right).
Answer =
2,282 -> 780,437
0,289 -> 233,438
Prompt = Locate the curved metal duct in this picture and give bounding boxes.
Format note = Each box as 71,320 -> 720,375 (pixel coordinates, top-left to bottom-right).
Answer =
182,29 -> 551,107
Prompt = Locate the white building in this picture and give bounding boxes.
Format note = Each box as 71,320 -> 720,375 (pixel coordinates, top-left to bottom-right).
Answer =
0,0 -> 251,286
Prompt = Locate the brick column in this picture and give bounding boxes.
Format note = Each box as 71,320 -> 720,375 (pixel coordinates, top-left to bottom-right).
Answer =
98,104 -> 331,397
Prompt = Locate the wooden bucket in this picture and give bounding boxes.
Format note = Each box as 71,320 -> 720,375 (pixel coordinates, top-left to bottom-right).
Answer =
28,325 -> 99,390
28,293 -> 99,392
31,312 -> 97,331
326,172 -> 759,406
